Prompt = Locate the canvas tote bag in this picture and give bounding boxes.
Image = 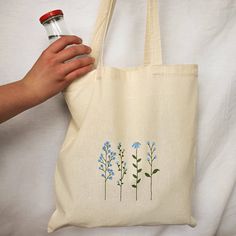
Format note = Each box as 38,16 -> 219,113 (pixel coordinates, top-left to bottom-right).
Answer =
47,0 -> 198,233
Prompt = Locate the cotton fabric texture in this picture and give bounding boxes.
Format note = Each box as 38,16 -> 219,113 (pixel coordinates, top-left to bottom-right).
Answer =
47,0 -> 198,233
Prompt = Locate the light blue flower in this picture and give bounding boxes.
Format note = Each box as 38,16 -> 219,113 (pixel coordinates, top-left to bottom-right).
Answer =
154,155 -> 157,160
147,157 -> 150,161
132,142 -> 141,149
107,168 -> 113,174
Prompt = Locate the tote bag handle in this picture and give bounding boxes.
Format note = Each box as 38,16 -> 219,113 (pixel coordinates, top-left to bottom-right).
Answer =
90,0 -> 162,70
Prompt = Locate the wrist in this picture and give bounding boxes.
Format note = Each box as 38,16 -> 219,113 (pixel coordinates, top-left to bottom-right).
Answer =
19,77 -> 47,107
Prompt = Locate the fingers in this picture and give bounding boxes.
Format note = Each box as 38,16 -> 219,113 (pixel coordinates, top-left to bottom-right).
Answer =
64,64 -> 94,83
56,44 -> 92,62
62,56 -> 95,75
47,35 -> 82,53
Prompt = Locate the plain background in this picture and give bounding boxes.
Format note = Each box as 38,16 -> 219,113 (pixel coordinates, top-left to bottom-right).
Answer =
0,0 -> 236,235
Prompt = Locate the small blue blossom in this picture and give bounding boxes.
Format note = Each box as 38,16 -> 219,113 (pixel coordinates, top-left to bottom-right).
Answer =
147,157 -> 150,161
132,142 -> 141,149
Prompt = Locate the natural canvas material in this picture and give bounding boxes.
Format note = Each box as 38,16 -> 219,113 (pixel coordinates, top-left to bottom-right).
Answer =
47,0 -> 198,233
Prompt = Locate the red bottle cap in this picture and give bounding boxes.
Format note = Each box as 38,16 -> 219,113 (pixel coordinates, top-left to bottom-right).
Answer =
39,9 -> 63,24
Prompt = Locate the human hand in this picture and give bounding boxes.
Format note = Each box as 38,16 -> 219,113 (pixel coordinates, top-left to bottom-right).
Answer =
21,35 -> 95,105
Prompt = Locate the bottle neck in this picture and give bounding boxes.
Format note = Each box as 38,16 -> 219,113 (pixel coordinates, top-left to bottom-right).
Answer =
42,15 -> 71,42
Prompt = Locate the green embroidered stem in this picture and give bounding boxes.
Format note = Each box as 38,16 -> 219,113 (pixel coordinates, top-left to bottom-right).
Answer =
145,141 -> 160,200
150,146 -> 153,200
116,143 -> 127,201
131,142 -> 142,201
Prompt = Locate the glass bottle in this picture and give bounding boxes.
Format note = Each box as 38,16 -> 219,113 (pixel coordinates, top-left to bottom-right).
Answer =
39,9 -> 72,43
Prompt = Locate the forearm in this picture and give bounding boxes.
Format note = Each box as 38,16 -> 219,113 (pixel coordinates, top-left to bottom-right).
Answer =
0,79 -> 41,123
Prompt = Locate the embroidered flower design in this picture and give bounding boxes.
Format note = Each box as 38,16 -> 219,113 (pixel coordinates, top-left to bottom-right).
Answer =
98,141 -> 116,200
116,142 -> 127,201
131,141 -> 142,201
145,141 -> 160,200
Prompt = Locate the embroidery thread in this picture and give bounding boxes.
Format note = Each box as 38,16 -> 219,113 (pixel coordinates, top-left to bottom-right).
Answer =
98,141 -> 116,200
116,142 -> 127,201
131,142 -> 142,201
145,141 -> 160,200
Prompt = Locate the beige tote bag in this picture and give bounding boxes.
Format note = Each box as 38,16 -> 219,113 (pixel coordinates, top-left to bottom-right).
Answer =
47,0 -> 198,233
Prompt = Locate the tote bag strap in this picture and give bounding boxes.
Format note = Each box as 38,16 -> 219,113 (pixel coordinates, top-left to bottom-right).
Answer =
90,0 -> 162,70
144,0 -> 162,65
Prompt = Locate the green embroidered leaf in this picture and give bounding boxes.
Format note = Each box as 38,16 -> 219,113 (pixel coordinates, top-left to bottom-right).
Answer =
138,168 -> 142,173
133,174 -> 138,179
132,154 -> 137,159
152,169 -> 160,174
132,184 -> 137,188
137,158 -> 141,162
137,178 -> 141,183
132,163 -> 137,168
145,173 -> 151,177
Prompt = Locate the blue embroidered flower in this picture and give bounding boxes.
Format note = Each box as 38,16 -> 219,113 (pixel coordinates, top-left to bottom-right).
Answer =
98,141 -> 116,200
131,142 -> 142,201
132,142 -> 141,149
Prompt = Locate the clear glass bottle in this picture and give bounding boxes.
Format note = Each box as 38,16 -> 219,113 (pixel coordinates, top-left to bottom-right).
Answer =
39,9 -> 72,43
